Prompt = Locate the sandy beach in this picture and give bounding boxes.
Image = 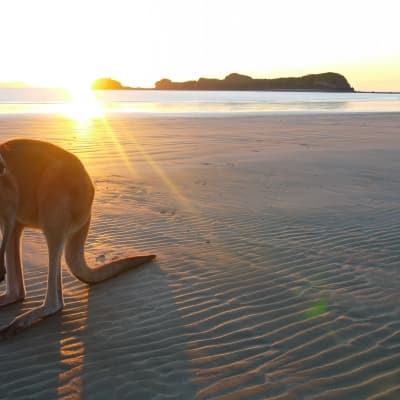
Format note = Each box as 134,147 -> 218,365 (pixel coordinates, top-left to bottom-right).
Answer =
0,112 -> 400,399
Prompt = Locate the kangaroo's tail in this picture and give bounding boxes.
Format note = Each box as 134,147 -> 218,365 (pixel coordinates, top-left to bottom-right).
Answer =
65,219 -> 155,284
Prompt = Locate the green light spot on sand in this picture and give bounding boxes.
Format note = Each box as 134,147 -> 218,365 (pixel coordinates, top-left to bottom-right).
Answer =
305,299 -> 328,319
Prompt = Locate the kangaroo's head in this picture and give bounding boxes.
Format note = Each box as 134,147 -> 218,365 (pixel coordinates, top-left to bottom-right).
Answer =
0,154 -> 18,283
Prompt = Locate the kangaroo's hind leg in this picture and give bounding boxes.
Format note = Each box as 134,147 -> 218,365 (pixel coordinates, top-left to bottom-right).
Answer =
0,197 -> 69,337
0,222 -> 25,307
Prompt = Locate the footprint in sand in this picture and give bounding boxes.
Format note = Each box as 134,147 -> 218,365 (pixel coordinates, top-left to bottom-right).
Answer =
160,209 -> 176,216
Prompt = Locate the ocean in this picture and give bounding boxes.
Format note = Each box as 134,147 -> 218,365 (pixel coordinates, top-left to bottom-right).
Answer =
0,88 -> 399,116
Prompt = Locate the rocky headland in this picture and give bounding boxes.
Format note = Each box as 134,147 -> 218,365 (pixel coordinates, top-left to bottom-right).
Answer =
155,72 -> 354,92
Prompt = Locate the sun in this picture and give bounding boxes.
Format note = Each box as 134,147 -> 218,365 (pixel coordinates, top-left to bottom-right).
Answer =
63,86 -> 105,128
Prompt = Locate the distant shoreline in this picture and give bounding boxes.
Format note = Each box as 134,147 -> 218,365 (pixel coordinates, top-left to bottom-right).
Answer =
94,89 -> 400,95
94,87 -> 400,95
0,85 -> 399,95
101,88 -> 400,95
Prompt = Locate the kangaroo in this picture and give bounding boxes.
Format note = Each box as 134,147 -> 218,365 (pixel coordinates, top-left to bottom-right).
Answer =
0,139 -> 155,337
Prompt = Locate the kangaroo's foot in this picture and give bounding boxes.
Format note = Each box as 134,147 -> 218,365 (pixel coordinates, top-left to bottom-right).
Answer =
0,292 -> 25,308
0,303 -> 62,339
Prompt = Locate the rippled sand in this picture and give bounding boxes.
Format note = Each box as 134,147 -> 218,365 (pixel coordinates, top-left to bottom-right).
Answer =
1,113 -> 400,399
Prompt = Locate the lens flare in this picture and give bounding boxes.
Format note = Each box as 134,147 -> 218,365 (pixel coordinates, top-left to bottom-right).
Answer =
63,87 -> 104,132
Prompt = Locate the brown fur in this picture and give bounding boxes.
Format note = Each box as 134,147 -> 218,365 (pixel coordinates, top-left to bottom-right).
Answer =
0,139 -> 155,338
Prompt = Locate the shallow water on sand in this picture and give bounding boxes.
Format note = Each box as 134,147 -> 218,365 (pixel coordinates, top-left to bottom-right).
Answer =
1,87 -> 400,115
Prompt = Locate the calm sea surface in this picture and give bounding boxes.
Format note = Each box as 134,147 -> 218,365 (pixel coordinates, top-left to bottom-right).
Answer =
0,88 -> 399,115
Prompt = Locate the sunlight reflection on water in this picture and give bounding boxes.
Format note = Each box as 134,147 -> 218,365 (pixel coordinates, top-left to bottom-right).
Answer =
0,88 -> 399,115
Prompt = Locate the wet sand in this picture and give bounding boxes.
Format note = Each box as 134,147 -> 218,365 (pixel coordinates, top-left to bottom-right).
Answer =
1,113 -> 400,399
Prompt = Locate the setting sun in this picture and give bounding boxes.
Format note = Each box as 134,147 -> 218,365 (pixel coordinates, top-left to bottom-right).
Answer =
63,88 -> 104,128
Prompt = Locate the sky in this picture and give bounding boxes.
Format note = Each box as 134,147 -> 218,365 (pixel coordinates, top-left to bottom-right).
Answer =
1,0 -> 399,91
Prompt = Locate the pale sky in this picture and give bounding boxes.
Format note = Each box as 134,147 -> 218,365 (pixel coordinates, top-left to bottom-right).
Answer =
1,0 -> 399,91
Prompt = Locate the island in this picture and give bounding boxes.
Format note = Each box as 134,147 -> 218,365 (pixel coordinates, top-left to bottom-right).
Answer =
91,77 -> 135,90
91,72 -> 354,92
155,72 -> 354,92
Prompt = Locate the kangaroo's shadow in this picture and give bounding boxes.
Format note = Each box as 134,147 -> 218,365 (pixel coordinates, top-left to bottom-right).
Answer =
0,260 -> 196,400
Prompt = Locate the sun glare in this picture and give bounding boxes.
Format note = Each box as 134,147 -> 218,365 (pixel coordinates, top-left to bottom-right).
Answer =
63,87 -> 104,130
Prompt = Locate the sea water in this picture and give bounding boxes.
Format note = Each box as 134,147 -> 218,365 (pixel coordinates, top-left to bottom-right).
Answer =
0,87 -> 399,115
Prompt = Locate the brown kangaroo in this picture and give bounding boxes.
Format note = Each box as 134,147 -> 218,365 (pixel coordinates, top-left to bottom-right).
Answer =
0,139 -> 155,337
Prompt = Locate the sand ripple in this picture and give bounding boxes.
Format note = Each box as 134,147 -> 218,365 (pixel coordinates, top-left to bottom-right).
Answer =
1,114 -> 400,399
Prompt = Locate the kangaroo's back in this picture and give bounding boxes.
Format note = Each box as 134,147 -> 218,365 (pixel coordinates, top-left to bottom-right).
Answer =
0,139 -> 90,185
0,139 -> 94,229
